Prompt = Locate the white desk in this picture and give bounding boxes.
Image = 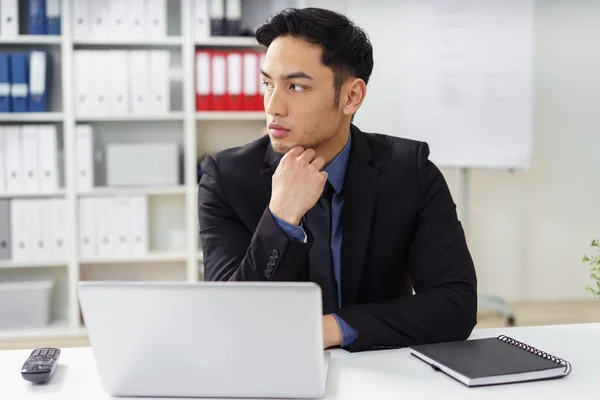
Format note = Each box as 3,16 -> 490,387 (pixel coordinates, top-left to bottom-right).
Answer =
1,323 -> 596,399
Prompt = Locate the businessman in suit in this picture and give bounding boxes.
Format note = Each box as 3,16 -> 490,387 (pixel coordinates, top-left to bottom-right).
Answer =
198,8 -> 478,352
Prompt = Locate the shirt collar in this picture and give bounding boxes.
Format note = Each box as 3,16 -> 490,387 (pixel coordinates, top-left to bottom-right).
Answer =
323,132 -> 352,195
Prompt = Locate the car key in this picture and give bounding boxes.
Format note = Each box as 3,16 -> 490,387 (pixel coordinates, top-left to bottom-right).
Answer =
21,348 -> 60,383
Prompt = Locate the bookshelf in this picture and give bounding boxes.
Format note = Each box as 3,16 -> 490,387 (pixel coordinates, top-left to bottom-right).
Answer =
0,0 -> 272,341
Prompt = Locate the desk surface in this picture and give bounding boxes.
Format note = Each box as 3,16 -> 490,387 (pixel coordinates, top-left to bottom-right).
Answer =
1,323 -> 596,399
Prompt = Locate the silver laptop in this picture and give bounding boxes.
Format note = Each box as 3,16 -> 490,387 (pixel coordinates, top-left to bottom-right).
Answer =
78,281 -> 330,398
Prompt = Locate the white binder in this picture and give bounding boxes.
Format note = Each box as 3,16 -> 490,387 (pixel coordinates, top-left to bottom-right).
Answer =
11,200 -> 30,261
74,51 -> 92,116
33,199 -> 51,262
79,198 -> 97,260
131,196 -> 148,256
107,0 -> 130,40
227,52 -> 243,105
96,197 -> 115,258
50,199 -> 67,262
129,51 -> 150,115
194,0 -> 210,40
0,127 -> 6,193
90,0 -> 109,38
145,0 -> 166,39
5,126 -> 23,194
113,196 -> 132,258
72,0 -> 91,38
39,125 -> 59,193
243,52 -> 258,104
128,0 -> 146,39
149,50 -> 170,114
0,0 -> 19,37
21,126 -> 41,193
89,51 -> 109,115
76,125 -> 94,191
108,50 -> 129,115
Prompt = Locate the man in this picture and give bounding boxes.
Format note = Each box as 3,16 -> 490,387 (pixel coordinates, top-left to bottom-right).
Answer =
198,8 -> 477,353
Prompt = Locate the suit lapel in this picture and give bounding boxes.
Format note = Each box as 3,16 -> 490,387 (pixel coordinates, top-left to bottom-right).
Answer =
260,141 -> 281,202
342,126 -> 379,306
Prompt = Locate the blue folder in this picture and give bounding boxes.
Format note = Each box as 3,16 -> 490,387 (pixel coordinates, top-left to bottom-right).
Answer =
47,0 -> 61,35
28,50 -> 49,112
29,0 -> 47,35
10,53 -> 29,112
0,53 -> 11,113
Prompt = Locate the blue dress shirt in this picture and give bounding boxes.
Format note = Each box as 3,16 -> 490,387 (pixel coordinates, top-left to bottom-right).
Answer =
270,134 -> 358,348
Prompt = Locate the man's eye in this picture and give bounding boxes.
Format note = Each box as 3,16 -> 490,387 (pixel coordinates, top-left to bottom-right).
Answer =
290,84 -> 305,92
262,81 -> 273,89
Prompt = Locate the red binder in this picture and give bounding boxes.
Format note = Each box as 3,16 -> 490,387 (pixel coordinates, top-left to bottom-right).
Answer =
226,51 -> 243,111
195,50 -> 211,110
256,50 -> 266,111
211,50 -> 228,111
242,51 -> 258,111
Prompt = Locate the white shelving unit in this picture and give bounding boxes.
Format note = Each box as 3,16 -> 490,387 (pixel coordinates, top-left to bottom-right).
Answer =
0,0 -> 268,342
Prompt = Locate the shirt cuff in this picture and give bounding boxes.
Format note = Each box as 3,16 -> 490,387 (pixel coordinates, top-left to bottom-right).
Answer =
270,210 -> 307,243
332,313 -> 359,348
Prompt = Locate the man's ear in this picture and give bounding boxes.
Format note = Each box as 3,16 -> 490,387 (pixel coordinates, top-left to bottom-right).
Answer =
342,78 -> 367,117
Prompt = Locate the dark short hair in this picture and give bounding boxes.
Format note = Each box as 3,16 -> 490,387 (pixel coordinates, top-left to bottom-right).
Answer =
256,8 -> 374,106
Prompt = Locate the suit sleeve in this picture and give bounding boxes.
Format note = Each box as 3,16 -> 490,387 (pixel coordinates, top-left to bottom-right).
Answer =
198,155 -> 312,282
335,142 -> 478,352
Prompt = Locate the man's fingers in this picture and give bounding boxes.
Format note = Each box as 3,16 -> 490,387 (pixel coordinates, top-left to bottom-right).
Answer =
297,148 -> 316,164
310,156 -> 326,171
283,146 -> 304,159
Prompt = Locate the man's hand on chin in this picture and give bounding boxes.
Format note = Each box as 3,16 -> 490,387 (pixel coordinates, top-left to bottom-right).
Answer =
323,315 -> 343,349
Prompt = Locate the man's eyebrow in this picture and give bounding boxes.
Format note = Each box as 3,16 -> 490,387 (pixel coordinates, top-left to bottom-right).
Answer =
260,69 -> 314,80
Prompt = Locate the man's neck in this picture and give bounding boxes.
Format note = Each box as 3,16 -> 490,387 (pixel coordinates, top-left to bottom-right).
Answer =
314,123 -> 351,164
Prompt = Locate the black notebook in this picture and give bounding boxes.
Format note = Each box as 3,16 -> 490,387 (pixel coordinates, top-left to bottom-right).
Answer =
409,335 -> 572,387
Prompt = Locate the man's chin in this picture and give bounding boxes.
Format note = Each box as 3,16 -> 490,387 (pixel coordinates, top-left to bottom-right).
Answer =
269,137 -> 300,155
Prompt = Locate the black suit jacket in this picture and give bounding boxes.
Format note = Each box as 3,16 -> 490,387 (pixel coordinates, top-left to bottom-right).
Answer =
198,124 -> 478,352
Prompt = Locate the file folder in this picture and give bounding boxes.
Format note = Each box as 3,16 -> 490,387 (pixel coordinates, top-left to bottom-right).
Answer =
11,200 -> 31,261
129,0 -> 146,39
10,53 -> 29,113
0,127 -> 6,192
227,51 -> 243,110
113,197 -> 132,258
196,51 -> 211,110
21,125 -> 41,193
0,0 -> 19,37
89,51 -> 108,115
149,50 -> 170,114
131,196 -> 148,256
33,199 -> 51,261
5,126 -> 23,193
96,197 -> 115,258
257,51 -> 266,111
194,0 -> 210,40
46,0 -> 61,35
29,51 -> 49,113
211,51 -> 227,111
29,0 -> 47,35
145,0 -> 166,39
90,0 -> 109,38
225,0 -> 241,36
76,125 -> 94,191
72,0 -> 91,38
49,199 -> 67,261
108,0 -> 129,40
243,51 -> 258,111
0,200 -> 10,260
129,51 -> 150,114
210,0 -> 225,36
108,50 -> 129,115
74,51 -> 91,116
0,53 -> 11,113
79,198 -> 98,259
39,125 -> 59,192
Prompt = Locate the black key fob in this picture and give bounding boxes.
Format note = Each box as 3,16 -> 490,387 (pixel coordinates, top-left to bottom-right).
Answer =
21,348 -> 60,383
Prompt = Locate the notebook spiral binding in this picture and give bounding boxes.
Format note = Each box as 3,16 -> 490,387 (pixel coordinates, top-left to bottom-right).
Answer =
497,335 -> 573,376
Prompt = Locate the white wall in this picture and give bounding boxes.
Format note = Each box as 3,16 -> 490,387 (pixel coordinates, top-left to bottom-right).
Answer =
450,0 -> 600,302
301,0 -> 600,302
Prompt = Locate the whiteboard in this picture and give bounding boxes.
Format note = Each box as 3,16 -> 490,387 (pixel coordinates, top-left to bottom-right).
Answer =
347,0 -> 535,169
